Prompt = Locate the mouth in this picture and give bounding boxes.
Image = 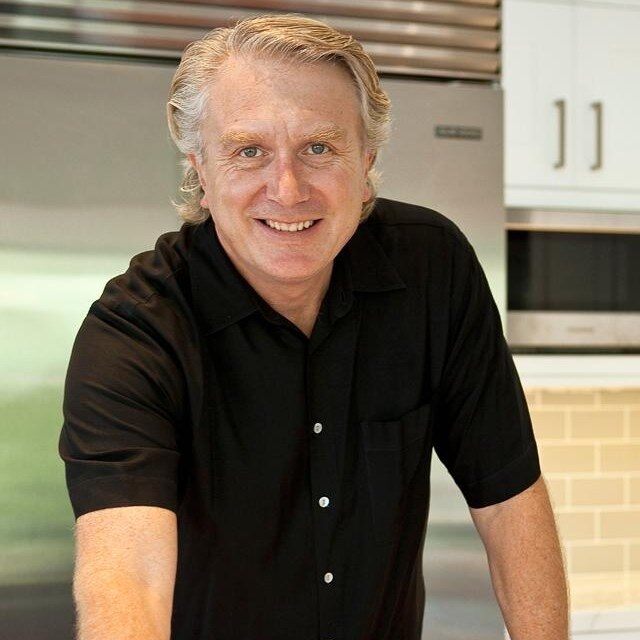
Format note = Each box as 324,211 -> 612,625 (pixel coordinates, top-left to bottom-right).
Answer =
255,218 -> 322,234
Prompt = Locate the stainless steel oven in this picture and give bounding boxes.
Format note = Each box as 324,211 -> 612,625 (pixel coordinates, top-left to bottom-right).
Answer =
507,208 -> 640,353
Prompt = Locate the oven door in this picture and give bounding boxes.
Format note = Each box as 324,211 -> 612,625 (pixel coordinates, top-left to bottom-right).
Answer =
506,209 -> 640,353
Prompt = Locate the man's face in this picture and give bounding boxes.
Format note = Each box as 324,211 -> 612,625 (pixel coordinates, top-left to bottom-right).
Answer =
189,55 -> 373,290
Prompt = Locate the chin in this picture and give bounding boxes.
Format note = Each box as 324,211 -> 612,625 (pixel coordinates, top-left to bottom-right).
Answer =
263,259 -> 327,282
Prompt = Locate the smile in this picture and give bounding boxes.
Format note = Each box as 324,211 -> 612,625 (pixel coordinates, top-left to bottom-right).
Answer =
261,219 -> 318,232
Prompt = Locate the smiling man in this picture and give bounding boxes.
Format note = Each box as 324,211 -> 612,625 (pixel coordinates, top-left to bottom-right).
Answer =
59,14 -> 569,640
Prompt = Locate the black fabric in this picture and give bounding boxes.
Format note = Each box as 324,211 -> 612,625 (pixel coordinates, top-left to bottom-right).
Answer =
59,197 -> 540,640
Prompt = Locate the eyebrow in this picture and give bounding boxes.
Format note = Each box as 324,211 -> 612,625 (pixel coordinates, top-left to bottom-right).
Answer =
218,125 -> 349,149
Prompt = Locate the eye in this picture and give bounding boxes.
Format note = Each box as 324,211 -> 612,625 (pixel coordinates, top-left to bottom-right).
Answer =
239,146 -> 262,158
307,142 -> 329,155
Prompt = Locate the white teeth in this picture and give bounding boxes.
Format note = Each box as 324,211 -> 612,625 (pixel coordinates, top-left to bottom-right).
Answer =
264,219 -> 316,232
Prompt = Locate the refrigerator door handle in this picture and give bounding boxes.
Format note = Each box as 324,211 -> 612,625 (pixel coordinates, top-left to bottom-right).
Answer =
553,98 -> 566,169
590,101 -> 603,171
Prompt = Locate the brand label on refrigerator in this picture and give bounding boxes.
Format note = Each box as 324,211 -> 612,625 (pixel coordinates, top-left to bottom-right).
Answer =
434,125 -> 482,140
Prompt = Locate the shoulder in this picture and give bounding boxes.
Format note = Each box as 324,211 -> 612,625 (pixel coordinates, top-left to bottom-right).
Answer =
91,222 -> 199,342
360,198 -> 476,281
101,225 -> 192,307
65,225 -> 201,430
365,197 -> 473,252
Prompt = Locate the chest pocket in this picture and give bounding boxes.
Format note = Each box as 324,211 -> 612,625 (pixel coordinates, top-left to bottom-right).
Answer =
360,403 -> 432,545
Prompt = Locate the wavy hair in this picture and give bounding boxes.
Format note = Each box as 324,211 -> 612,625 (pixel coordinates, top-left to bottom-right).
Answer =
166,14 -> 391,225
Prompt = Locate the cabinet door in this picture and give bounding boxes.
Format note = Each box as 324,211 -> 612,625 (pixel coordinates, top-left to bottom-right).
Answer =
503,0 -> 575,193
574,2 -> 640,196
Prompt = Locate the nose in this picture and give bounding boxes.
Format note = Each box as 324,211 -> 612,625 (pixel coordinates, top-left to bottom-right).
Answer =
265,159 -> 310,207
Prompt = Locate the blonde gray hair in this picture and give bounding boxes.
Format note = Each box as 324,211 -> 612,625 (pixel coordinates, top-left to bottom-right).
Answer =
167,14 -> 391,225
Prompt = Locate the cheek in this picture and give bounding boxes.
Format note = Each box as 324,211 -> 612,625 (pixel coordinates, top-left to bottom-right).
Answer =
210,172 -> 261,206
315,164 -> 367,196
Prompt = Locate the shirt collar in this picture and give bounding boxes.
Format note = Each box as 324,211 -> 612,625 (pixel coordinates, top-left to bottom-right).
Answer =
187,212 -> 406,336
187,217 -> 258,335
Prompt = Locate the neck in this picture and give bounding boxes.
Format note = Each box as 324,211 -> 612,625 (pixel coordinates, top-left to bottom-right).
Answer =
241,263 -> 333,338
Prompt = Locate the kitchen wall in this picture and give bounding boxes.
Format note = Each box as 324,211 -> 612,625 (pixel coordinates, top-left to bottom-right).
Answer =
529,387 -> 640,610
503,0 -> 640,633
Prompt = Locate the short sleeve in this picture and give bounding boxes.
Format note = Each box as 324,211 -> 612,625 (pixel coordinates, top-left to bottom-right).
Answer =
433,234 -> 540,508
59,298 -> 183,519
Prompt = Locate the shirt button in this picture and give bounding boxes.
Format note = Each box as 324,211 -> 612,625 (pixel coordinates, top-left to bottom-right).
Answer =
318,496 -> 330,508
313,422 -> 323,434
324,572 -> 333,584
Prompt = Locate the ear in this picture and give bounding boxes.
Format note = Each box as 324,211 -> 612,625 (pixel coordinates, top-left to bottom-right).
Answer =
362,150 -> 376,202
186,153 -> 205,187
366,150 -> 376,170
187,153 -> 209,209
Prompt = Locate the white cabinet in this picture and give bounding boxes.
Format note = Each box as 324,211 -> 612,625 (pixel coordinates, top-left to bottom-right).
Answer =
503,0 -> 640,210
503,0 -> 574,190
574,3 -> 640,191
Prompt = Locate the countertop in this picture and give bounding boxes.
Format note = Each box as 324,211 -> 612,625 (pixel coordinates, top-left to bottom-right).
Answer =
513,354 -> 640,388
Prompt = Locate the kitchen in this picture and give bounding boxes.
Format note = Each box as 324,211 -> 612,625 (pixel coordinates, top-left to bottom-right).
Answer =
1,0 -> 639,638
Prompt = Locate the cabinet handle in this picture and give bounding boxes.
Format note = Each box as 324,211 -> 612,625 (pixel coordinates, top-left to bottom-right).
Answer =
590,101 -> 603,171
553,99 -> 566,169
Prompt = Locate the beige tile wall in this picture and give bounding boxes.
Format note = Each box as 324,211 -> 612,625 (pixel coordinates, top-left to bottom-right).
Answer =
526,387 -> 640,610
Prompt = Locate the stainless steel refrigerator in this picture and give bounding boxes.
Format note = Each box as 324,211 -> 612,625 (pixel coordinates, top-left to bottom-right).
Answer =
0,52 -> 506,640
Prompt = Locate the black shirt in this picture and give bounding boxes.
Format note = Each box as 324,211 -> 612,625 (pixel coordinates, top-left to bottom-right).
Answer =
59,197 -> 540,640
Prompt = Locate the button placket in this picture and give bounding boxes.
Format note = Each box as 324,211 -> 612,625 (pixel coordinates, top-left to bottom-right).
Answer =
306,302 -> 361,640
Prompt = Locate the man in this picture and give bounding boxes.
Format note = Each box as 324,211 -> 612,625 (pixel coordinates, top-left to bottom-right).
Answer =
59,14 -> 569,640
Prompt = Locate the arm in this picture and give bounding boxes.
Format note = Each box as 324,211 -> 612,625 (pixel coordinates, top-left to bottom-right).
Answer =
469,476 -> 569,640
73,506 -> 177,640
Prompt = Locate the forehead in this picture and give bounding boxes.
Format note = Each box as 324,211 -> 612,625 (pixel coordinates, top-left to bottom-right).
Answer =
202,55 -> 363,140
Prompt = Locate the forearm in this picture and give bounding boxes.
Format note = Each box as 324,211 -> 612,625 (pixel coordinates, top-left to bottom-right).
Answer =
73,568 -> 171,640
487,515 -> 568,640
472,477 -> 570,640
